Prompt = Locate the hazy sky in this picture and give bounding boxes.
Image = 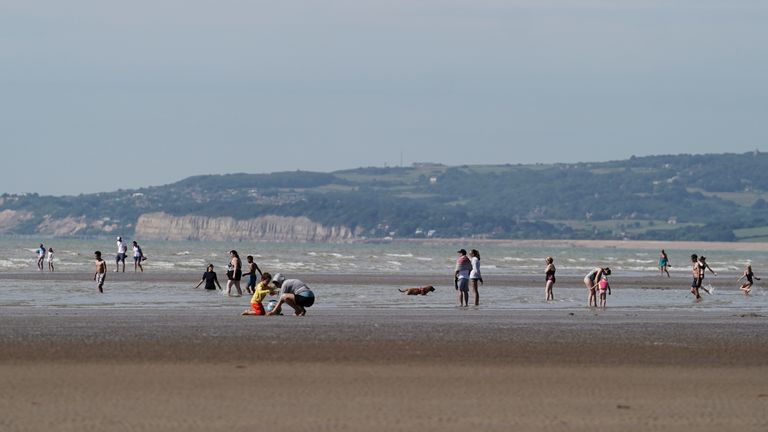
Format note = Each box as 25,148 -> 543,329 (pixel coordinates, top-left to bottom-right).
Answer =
2,0 -> 767,195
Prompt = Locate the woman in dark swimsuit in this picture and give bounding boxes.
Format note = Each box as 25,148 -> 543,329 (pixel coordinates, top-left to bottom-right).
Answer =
226,250 -> 243,296
545,256 -> 556,301
738,264 -> 759,296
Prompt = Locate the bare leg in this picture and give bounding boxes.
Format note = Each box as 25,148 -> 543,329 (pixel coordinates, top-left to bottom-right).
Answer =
277,294 -> 303,315
471,279 -> 480,306
234,281 -> 242,296
226,280 -> 233,296
584,279 -> 597,307
740,283 -> 752,295
692,287 -> 701,301
545,280 -> 554,301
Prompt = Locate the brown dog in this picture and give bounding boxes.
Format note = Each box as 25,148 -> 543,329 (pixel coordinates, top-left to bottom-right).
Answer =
398,286 -> 435,295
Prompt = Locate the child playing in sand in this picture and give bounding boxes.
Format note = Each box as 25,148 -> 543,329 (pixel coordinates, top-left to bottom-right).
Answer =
243,255 -> 263,295
737,264 -> 760,296
242,272 -> 275,316
594,275 -> 611,308
94,251 -> 107,293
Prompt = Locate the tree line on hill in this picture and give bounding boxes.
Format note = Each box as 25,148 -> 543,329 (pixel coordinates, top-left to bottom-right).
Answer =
2,152 -> 767,241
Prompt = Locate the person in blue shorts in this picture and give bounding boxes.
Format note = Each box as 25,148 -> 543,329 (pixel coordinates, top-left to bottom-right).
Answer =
266,273 -> 315,316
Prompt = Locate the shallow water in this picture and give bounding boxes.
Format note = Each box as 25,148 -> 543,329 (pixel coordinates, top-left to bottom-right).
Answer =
2,276 -> 767,313
3,238 -> 768,312
4,238 -> 768,276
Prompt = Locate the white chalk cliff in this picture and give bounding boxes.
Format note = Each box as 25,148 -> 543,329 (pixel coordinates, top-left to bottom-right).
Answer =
135,212 -> 358,242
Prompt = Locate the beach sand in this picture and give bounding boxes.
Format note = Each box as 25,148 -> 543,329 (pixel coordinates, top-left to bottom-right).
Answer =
2,307 -> 768,431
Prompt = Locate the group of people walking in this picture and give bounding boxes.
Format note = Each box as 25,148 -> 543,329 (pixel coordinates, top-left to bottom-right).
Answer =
114,236 -> 146,273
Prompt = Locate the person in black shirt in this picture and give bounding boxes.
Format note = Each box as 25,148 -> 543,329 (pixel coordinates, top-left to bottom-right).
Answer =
195,264 -> 222,291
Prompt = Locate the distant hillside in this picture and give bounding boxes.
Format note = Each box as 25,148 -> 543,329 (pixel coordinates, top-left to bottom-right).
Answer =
3,152 -> 768,242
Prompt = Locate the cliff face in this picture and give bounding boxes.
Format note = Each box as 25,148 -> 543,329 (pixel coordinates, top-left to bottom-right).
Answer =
135,212 -> 359,242
0,210 -> 34,234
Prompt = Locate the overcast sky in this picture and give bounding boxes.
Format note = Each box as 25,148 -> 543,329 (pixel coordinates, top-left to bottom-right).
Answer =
2,0 -> 767,195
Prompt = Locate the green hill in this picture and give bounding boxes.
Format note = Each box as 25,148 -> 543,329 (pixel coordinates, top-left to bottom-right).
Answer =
2,152 -> 768,241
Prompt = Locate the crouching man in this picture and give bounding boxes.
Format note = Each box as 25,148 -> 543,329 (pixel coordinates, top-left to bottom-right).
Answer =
266,273 -> 315,316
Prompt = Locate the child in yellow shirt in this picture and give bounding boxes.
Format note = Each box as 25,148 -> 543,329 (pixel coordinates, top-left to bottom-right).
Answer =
242,272 -> 275,316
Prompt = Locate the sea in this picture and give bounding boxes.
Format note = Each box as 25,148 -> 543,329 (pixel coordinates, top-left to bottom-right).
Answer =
2,238 -> 767,312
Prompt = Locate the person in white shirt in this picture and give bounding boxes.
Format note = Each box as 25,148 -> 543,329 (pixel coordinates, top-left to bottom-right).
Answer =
47,247 -> 55,272
469,249 -> 483,306
132,241 -> 144,272
115,236 -> 128,272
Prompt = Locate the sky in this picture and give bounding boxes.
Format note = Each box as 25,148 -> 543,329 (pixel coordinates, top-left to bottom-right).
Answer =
1,0 -> 767,195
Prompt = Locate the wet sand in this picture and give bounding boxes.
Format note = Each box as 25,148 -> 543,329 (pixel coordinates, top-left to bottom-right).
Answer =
2,307 -> 768,431
0,270 -> 707,291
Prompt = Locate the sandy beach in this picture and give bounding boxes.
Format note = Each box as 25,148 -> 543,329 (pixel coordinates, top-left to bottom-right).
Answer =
2,307 -> 767,431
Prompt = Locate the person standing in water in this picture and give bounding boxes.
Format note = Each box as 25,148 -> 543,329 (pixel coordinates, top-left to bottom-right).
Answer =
454,249 -> 471,307
469,249 -> 483,306
47,247 -> 55,272
737,264 -> 760,296
194,264 -> 222,291
690,254 -> 704,300
658,250 -> 670,277
584,267 -> 610,307
243,255 -> 263,295
115,236 -> 128,272
226,250 -> 243,296
597,275 -> 611,308
132,241 -> 144,272
544,256 -> 556,301
94,251 -> 107,293
36,243 -> 46,271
